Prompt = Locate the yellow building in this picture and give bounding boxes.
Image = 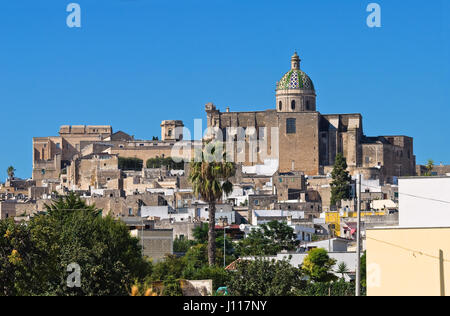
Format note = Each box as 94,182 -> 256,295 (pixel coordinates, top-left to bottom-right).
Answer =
367,227 -> 450,296
325,210 -> 386,237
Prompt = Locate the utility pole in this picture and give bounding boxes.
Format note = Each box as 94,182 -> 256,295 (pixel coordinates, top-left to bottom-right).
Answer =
223,225 -> 227,268
141,218 -> 144,256
356,174 -> 362,297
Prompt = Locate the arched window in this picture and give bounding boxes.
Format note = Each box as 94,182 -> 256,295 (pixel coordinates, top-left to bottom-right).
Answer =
279,101 -> 282,111
291,100 -> 296,110
306,100 -> 310,110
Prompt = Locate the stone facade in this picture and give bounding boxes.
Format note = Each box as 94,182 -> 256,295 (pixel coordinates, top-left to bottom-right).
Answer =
32,123 -> 193,187
0,201 -> 16,219
131,228 -> 173,263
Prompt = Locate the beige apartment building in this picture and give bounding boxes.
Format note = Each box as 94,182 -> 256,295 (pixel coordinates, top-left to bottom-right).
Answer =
367,227 -> 450,296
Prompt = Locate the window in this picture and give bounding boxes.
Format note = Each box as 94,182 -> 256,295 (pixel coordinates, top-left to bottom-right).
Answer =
291,100 -> 296,110
286,118 -> 296,134
254,200 -> 259,206
56,143 -> 60,149
259,128 -> 265,140
168,129 -> 172,137
128,208 -> 133,216
279,101 -> 282,111
306,100 -> 311,110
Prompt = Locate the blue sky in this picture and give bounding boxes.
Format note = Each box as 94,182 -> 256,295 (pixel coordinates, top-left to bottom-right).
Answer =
0,0 -> 448,179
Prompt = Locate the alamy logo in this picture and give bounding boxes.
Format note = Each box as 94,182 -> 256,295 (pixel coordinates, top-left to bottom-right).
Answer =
367,263 -> 382,288
66,3 -> 81,28
170,120 -> 280,164
366,3 -> 382,28
66,263 -> 81,288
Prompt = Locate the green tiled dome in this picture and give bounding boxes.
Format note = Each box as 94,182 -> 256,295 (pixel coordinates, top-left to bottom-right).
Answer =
277,69 -> 315,91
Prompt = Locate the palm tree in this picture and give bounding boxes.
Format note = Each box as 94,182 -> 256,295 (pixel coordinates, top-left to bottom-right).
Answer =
7,166 -> 15,180
424,159 -> 434,176
336,262 -> 349,279
189,142 -> 235,266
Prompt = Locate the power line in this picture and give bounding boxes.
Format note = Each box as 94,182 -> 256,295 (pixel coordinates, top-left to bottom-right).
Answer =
366,236 -> 450,263
360,183 -> 450,204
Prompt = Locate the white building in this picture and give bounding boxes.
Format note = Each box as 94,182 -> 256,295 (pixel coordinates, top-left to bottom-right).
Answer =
240,223 -> 315,242
299,237 -> 352,253
398,176 -> 450,227
141,205 -> 193,222
252,210 -> 305,226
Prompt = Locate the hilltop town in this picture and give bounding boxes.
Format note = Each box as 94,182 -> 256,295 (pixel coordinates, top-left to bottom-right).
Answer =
2,54 -> 450,296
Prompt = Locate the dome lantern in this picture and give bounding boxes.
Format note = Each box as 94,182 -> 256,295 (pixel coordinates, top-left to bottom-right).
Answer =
276,52 -> 317,113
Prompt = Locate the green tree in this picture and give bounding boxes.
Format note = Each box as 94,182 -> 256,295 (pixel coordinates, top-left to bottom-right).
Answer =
236,221 -> 299,256
295,279 -> 357,296
226,258 -> 303,296
189,142 -> 235,266
1,193 -> 152,296
0,219 -> 39,296
146,156 -> 184,170
424,159 -> 434,176
118,157 -> 143,171
173,236 -> 195,253
162,276 -> 183,296
192,223 -> 209,244
330,153 -> 352,207
184,265 -> 230,292
302,248 -> 337,283
151,254 -> 186,282
335,262 -> 349,279
6,166 -> 15,180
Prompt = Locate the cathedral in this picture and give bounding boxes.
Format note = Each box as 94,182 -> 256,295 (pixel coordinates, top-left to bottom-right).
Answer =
206,53 -> 415,183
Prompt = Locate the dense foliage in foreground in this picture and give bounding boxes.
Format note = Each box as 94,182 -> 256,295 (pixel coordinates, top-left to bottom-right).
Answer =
0,193 -> 151,296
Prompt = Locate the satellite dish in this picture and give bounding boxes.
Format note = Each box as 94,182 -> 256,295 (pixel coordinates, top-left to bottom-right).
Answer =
239,224 -> 246,231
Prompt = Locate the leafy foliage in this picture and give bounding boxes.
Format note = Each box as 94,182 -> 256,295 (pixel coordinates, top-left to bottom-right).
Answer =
173,236 -> 196,253
302,248 -> 337,283
0,193 -> 151,296
236,221 -> 299,256
0,219 -> 39,296
146,156 -> 184,170
335,262 -> 349,279
226,258 -> 303,296
295,280 -> 357,296
151,255 -> 185,282
330,153 -> 352,206
162,276 -> 183,296
118,157 -> 143,171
